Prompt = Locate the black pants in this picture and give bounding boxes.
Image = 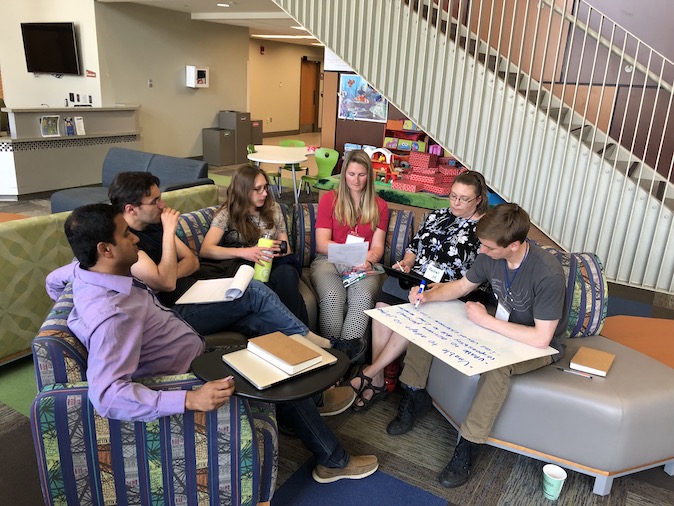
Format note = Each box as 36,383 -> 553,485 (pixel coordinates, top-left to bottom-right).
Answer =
269,263 -> 309,326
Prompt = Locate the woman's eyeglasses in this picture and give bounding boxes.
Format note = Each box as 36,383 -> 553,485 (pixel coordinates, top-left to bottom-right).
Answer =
252,184 -> 270,195
449,193 -> 476,204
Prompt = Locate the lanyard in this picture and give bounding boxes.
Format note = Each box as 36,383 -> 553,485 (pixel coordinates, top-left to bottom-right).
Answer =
504,242 -> 529,301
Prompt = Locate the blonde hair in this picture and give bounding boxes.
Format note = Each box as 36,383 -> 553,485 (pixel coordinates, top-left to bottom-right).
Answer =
334,149 -> 380,230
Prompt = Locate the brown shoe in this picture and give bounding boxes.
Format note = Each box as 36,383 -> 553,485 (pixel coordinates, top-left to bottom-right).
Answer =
312,455 -> 379,483
319,386 -> 356,416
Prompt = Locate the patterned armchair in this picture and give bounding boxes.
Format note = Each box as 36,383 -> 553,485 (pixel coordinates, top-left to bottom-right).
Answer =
31,285 -> 278,506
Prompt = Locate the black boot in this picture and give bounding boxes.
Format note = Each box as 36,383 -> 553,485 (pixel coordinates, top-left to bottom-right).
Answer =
330,337 -> 366,364
439,437 -> 479,488
386,386 -> 432,435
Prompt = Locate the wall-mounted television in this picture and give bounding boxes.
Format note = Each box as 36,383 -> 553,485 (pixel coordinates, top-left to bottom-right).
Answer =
21,22 -> 81,75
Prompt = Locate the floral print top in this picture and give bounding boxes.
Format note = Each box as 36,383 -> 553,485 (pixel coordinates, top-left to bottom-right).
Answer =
407,207 -> 480,282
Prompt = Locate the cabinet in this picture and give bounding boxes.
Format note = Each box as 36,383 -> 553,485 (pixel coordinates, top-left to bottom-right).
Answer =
202,128 -> 235,166
0,106 -> 141,198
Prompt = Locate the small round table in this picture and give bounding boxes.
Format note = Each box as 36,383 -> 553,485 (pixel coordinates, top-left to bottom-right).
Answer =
191,348 -> 350,402
247,145 -> 311,205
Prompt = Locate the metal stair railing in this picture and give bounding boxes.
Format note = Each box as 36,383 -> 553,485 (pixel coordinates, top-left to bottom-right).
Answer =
274,0 -> 674,294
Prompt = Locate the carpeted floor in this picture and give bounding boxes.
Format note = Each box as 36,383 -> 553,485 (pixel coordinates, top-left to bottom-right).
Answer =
0,401 -> 44,506
274,389 -> 674,505
272,457 -> 447,506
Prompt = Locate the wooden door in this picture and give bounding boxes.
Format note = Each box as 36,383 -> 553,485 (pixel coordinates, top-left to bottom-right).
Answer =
300,58 -> 320,133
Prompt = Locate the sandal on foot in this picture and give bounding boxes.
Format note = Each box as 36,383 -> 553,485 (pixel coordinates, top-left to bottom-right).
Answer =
350,368 -> 388,413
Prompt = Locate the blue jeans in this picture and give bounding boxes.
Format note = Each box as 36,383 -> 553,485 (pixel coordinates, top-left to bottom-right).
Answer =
174,280 -> 308,337
277,396 -> 349,468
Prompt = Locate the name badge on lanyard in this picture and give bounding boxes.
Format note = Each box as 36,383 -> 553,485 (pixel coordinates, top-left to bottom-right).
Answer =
495,295 -> 511,321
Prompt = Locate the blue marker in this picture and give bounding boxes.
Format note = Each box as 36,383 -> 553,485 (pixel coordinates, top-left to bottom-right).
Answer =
414,280 -> 427,309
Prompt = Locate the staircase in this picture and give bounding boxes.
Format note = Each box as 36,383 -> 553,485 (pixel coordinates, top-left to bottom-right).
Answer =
274,0 -> 674,294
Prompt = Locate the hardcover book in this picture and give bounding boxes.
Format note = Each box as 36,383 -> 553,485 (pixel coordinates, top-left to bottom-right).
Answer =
222,334 -> 337,390
247,332 -> 322,375
570,346 -> 616,377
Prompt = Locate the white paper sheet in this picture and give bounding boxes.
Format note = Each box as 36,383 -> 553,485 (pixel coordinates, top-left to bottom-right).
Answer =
327,241 -> 368,266
365,301 -> 557,376
175,265 -> 254,304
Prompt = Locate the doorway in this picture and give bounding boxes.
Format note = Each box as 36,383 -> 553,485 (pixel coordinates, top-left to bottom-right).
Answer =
299,57 -> 320,133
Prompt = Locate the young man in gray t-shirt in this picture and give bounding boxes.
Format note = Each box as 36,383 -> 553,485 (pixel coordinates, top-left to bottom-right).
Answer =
412,203 -> 567,488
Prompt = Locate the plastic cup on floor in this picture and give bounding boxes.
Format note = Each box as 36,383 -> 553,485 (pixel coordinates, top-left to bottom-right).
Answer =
542,464 -> 567,500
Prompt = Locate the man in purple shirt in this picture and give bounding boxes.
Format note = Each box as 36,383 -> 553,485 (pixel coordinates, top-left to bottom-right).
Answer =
47,203 -> 378,484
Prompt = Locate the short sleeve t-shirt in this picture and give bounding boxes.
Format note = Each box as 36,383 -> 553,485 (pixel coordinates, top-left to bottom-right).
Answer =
210,201 -> 287,247
131,223 -> 197,307
466,242 -> 568,357
315,190 -> 389,245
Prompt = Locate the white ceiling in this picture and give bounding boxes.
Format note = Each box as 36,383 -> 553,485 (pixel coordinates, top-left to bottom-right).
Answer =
97,0 -> 320,45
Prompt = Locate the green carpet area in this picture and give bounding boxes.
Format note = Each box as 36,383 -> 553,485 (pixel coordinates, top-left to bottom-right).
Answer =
208,173 -> 231,187
0,357 -> 36,417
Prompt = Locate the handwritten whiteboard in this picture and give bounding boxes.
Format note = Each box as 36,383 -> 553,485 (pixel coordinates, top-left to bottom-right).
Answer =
365,301 -> 556,376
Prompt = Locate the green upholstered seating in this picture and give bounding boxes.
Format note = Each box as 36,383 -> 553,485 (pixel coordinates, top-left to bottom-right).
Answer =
0,184 -> 218,367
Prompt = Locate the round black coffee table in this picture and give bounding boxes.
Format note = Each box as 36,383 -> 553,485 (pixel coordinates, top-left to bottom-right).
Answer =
191,348 -> 350,402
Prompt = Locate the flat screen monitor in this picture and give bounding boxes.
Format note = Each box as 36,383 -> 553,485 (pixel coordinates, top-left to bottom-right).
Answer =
21,22 -> 81,75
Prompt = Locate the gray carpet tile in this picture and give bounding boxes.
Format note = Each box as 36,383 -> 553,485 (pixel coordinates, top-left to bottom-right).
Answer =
277,388 -> 674,505
0,400 -> 28,437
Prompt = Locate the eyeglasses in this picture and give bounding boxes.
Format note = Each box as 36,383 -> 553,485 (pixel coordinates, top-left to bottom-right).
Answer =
252,184 -> 270,195
449,193 -> 477,204
137,197 -> 162,206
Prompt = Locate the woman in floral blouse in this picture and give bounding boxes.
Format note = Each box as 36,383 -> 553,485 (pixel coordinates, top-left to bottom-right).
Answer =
345,170 -> 490,410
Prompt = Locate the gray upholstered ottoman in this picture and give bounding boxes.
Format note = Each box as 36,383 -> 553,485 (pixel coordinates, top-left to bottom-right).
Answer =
427,335 -> 674,495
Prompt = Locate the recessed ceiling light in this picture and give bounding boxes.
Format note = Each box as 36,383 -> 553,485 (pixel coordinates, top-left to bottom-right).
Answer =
216,3 -> 230,7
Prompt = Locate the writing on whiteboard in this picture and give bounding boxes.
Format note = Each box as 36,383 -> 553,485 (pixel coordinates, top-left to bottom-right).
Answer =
366,301 -> 556,376
373,305 -> 500,371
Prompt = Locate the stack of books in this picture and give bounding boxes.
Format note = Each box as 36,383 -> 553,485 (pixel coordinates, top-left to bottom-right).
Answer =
247,332 -> 322,375
222,332 -> 336,389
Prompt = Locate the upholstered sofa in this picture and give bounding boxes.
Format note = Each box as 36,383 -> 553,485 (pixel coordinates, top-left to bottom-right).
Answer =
31,283 -> 278,506
0,184 -> 219,366
50,147 -> 214,213
176,202 -> 416,337
425,247 -> 674,495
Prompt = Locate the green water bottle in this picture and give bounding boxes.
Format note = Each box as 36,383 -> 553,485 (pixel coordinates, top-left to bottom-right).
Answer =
253,233 -> 274,282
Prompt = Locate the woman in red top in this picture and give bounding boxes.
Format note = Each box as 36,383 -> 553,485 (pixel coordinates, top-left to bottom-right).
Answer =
310,149 -> 389,362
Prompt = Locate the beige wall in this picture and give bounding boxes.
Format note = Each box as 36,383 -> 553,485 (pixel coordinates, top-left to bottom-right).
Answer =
248,39 -> 323,134
95,3 -> 249,157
